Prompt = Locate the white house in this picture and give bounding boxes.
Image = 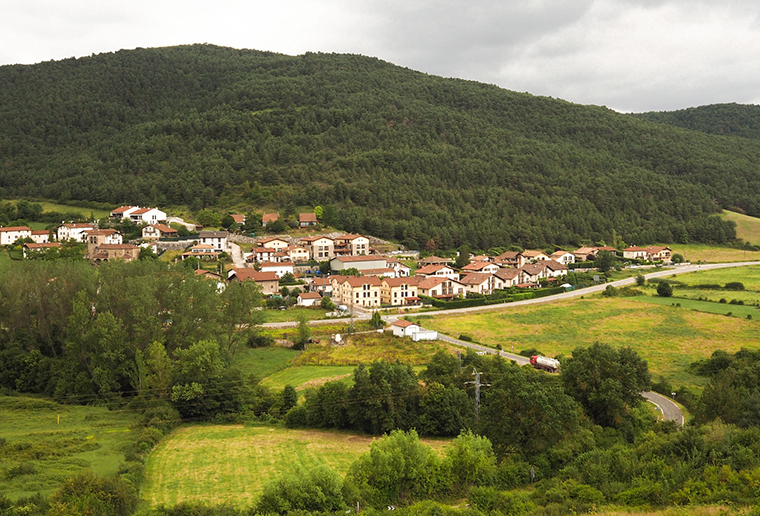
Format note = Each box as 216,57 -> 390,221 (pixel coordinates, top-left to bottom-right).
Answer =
493,268 -> 520,289
260,261 -> 295,278
623,246 -> 648,260
257,237 -> 289,251
0,226 -> 32,245
297,292 -> 322,307
385,257 -> 411,277
30,230 -> 51,243
390,319 -> 421,337
57,223 -> 95,242
300,235 -> 335,260
415,264 -> 459,280
199,231 -> 229,252
459,273 -> 495,295
461,262 -> 500,275
128,207 -> 167,223
110,206 -> 141,219
390,319 -> 437,341
416,276 -> 466,299
550,251 -> 575,265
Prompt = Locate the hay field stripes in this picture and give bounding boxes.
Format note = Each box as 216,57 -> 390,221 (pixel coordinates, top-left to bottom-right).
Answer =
141,425 -> 449,508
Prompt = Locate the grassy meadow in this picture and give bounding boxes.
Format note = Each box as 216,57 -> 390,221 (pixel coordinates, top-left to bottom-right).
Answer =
292,331 -> 458,366
422,296 -> 760,388
0,396 -> 139,499
141,425 -> 450,509
720,209 -> 760,245
667,243 -> 760,263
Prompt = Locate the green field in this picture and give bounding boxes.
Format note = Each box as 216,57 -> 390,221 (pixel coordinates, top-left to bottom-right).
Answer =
292,331 -> 458,366
0,396 -> 139,499
1,199 -> 111,220
233,346 -> 300,380
263,306 -> 330,323
667,243 -> 760,263
141,425 -> 450,508
636,295 -> 759,319
423,296 -> 760,387
260,365 -> 355,392
720,210 -> 760,245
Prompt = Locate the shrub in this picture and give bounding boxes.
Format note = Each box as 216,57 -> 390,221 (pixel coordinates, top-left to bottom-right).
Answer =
725,282 -> 745,291
656,282 -> 673,297
720,298 -> 727,303
257,465 -> 345,514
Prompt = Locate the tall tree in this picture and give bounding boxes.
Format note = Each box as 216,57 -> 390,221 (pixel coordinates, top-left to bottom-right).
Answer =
561,342 -> 651,427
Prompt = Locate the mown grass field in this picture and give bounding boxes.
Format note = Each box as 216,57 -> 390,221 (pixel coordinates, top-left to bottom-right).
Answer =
260,365 -> 355,392
720,209 -> 760,245
0,396 -> 139,499
636,295 -> 759,319
422,296 -> 760,388
667,243 -> 760,263
262,306 -> 330,323
141,425 -> 450,509
233,346 -> 299,379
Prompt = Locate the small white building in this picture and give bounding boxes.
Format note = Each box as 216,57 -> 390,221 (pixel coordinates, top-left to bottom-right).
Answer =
129,207 -> 167,223
297,292 -> 322,307
260,261 -> 295,279
57,223 -> 95,242
199,231 -> 229,252
390,319 -> 421,337
0,226 -> 32,245
390,319 -> 438,341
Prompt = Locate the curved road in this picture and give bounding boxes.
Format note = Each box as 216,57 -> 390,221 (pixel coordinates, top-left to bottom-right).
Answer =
263,261 -> 760,424
438,332 -> 685,425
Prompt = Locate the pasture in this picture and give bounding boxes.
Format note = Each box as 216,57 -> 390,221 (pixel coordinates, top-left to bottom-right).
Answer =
422,296 -> 760,387
0,396 -> 139,499
141,425 -> 450,509
292,331 -> 458,366
720,209 -> 760,245
667,244 -> 760,263
260,365 -> 355,392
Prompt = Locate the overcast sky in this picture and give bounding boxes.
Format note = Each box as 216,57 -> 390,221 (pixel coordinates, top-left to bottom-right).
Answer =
3,0 -> 760,112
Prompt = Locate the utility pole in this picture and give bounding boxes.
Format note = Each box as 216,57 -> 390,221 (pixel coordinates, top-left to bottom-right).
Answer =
465,368 -> 490,425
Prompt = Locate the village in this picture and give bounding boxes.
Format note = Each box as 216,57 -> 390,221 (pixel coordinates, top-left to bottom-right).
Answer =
0,205 -> 674,319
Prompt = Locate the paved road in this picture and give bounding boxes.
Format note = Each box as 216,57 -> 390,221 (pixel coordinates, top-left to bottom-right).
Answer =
228,242 -> 247,269
643,391 -> 684,426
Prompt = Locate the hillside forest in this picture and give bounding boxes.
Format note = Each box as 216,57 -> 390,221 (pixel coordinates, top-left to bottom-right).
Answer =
0,45 -> 757,249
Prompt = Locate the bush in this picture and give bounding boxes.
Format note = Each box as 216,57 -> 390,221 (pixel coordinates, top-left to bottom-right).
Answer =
725,282 -> 745,291
656,281 -> 673,297
247,333 -> 275,348
256,465 -> 345,514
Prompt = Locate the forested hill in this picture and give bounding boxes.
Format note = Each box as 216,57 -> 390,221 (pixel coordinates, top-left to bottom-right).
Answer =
633,103 -> 760,141
1,45 -> 758,249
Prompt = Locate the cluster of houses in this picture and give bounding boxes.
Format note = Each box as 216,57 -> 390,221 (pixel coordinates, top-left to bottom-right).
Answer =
2,202 -> 674,313
221,240 -> 674,310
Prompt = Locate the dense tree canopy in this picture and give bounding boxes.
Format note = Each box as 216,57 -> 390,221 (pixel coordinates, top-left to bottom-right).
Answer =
0,45 -> 754,248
